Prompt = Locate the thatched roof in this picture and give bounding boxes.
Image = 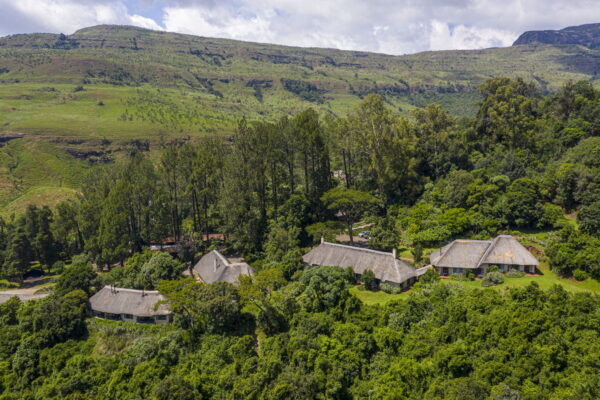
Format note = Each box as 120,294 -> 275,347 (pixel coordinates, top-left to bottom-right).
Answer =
415,265 -> 433,277
189,250 -> 255,285
430,235 -> 539,269
89,286 -> 171,317
482,236 -> 540,266
430,240 -> 490,269
302,242 -> 417,284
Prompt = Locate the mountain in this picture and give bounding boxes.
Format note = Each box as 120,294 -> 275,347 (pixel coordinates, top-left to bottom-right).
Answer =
0,24 -> 599,214
0,24 -> 598,139
514,23 -> 600,49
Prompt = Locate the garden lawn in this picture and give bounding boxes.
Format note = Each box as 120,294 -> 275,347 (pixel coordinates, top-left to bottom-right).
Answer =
351,265 -> 600,306
441,265 -> 600,294
350,286 -> 410,305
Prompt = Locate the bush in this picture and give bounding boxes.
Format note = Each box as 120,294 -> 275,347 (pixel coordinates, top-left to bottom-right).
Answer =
52,261 -> 65,274
0,279 -> 19,289
572,269 -> 589,281
487,265 -> 500,273
411,244 -> 423,264
451,272 -> 474,281
482,271 -> 504,287
538,203 -> 564,228
505,269 -> 525,278
419,268 -> 439,285
578,201 -> 600,237
361,269 -> 377,291
380,283 -> 403,294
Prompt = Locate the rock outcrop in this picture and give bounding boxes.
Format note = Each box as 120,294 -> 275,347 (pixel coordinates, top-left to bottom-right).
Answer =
514,23 -> 600,49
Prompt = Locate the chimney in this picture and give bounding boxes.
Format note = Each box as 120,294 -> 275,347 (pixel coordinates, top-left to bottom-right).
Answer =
392,248 -> 397,259
321,236 -> 325,244
214,258 -> 218,272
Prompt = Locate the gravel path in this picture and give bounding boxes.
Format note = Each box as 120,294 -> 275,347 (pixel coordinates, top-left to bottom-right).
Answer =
0,282 -> 51,304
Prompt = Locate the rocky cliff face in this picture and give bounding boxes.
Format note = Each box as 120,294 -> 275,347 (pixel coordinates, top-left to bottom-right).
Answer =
514,23 -> 600,49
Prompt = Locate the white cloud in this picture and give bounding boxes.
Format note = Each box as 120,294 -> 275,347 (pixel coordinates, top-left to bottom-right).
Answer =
429,20 -> 516,51
163,6 -> 274,43
0,0 -> 163,36
1,0 -> 600,53
129,14 -> 164,30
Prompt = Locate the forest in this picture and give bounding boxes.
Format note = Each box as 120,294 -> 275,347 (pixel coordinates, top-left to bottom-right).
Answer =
0,77 -> 599,399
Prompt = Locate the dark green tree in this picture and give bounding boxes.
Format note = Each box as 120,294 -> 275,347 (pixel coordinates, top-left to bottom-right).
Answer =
54,255 -> 97,296
578,201 -> 600,236
361,269 -> 376,290
321,187 -> 380,242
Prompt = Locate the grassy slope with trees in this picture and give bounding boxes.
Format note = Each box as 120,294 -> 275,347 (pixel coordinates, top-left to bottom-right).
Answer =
1,24 -> 599,214
0,25 -> 599,399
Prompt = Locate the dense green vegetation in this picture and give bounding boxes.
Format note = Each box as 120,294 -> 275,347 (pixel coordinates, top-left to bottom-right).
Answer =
0,267 -> 598,399
1,24 -> 599,213
0,73 -> 599,398
2,76 -> 600,280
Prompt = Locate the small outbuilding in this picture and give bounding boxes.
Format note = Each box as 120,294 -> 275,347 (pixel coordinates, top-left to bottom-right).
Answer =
88,286 -> 171,324
302,240 -> 417,288
429,235 -> 539,276
185,250 -> 255,285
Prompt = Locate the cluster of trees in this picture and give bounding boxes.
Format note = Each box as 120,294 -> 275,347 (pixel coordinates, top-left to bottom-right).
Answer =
0,263 -> 598,399
1,77 -> 599,282
546,225 -> 600,280
0,76 -> 599,399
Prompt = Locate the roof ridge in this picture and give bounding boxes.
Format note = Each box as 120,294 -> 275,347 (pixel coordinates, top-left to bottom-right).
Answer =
322,241 -> 393,257
212,250 -> 232,266
101,286 -> 161,295
476,236 -> 501,268
436,240 -> 457,265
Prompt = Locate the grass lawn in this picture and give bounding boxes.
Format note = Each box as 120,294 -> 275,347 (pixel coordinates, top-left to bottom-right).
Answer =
350,286 -> 410,305
351,265 -> 600,306
441,265 -> 600,294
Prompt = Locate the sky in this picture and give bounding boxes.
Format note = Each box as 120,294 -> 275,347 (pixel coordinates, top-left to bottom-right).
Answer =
1,0 -> 600,55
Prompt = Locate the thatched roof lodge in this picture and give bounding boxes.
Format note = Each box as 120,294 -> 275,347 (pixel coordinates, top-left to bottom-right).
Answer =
302,241 -> 417,287
185,250 -> 255,285
430,235 -> 539,276
88,286 -> 171,324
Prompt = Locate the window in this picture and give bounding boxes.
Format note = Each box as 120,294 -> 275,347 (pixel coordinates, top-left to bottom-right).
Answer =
156,315 -> 167,321
123,314 -> 133,320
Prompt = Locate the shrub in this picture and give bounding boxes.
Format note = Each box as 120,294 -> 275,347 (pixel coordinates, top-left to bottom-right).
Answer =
451,272 -> 474,281
487,265 -> 500,273
380,283 -> 403,294
572,269 -> 589,281
482,271 -> 504,287
505,269 -> 525,278
419,268 -> 439,285
411,244 -> 423,264
0,279 -> 19,289
578,201 -> 600,237
361,269 -> 377,291
538,203 -> 563,228
52,261 -> 65,274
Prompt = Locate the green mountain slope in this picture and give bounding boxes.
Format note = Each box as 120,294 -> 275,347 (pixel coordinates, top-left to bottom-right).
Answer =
1,24 -> 599,137
0,23 -> 599,214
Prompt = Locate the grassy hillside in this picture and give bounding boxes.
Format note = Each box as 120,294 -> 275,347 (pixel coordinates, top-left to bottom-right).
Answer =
0,138 -> 88,217
0,24 -> 599,213
1,25 -> 599,136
